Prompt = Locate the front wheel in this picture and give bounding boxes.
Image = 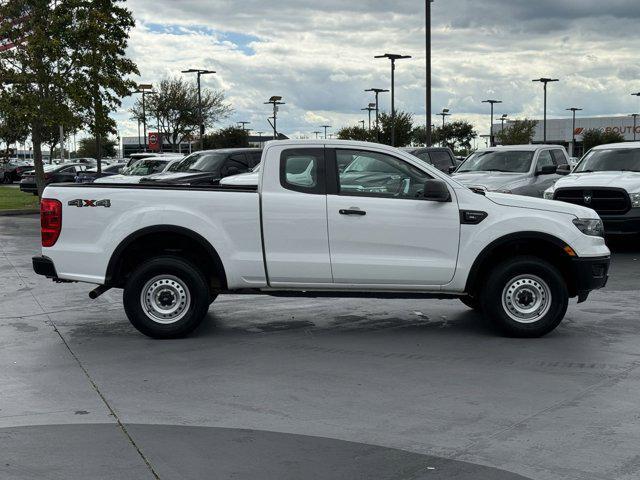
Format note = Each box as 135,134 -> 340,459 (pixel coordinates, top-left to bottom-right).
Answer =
123,256 -> 211,338
480,256 -> 569,338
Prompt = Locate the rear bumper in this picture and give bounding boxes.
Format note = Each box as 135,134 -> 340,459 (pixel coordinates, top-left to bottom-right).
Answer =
601,209 -> 640,235
32,256 -> 58,279
20,181 -> 37,193
570,255 -> 610,301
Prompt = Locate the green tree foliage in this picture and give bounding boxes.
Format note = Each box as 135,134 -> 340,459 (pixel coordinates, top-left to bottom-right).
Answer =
496,119 -> 538,145
202,126 -> 249,149
71,0 -> 138,171
336,125 -> 377,142
377,111 -> 414,147
0,0 -> 138,195
0,96 -> 29,160
581,129 -> 626,152
131,77 -> 232,152
422,120 -> 477,153
76,137 -> 117,158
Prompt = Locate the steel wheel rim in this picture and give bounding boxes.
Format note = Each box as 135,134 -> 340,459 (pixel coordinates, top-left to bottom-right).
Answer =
140,275 -> 191,324
501,274 -> 552,324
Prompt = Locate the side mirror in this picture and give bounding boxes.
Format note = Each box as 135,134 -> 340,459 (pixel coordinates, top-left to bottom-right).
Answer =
537,165 -> 557,176
423,179 -> 451,202
556,164 -> 571,176
448,165 -> 457,174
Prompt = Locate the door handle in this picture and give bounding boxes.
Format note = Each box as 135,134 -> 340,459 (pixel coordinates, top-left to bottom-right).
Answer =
339,209 -> 366,216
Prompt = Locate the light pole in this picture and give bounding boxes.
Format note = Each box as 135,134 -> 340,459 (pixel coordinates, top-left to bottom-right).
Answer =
482,99 -> 502,147
264,96 -> 285,140
361,103 -> 376,130
321,125 -> 332,139
425,0 -> 434,146
533,78 -> 559,143
256,131 -> 264,147
359,120 -> 366,130
374,53 -> 412,146
439,108 -> 450,128
566,107 -> 582,156
237,121 -> 250,131
365,88 -> 389,139
182,68 -> 216,150
630,114 -> 639,142
133,84 -> 153,152
500,114 -> 508,132
312,131 -> 321,139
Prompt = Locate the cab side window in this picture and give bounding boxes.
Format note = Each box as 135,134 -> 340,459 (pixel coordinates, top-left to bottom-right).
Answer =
280,148 -> 325,194
430,151 -> 455,172
537,150 -> 555,170
221,153 -> 249,177
551,149 -> 567,165
337,150 -> 431,199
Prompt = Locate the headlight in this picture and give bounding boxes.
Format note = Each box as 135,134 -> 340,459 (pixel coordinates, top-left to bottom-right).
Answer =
573,218 -> 604,237
631,193 -> 640,208
543,188 -> 554,200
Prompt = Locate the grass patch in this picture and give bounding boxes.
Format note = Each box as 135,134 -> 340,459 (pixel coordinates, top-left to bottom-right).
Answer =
0,186 -> 40,211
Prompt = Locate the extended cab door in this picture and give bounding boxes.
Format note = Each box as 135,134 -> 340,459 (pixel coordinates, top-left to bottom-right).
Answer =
326,148 -> 460,286
260,146 -> 333,286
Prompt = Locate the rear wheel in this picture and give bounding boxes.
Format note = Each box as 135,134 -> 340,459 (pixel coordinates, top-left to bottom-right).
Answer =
480,256 -> 568,337
123,256 -> 211,338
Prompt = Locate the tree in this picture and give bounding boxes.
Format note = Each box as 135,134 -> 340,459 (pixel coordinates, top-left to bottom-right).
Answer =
377,111 -> 414,147
71,0 -> 138,172
0,96 -> 29,160
202,126 -> 249,149
426,120 -> 477,153
582,129 -> 625,152
337,125 -> 377,142
131,77 -> 232,152
496,119 -> 538,145
76,137 -> 117,158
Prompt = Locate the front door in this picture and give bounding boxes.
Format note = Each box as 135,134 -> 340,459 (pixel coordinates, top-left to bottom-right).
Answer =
327,149 -> 460,287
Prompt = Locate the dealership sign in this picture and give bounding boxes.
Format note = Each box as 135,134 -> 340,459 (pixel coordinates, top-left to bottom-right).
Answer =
148,132 -> 162,151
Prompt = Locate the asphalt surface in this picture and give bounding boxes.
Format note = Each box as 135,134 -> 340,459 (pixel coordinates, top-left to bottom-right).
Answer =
1,215 -> 639,480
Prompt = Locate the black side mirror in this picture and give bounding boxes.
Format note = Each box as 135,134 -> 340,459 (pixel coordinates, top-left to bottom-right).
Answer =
423,179 -> 451,202
537,165 -> 557,176
447,165 -> 457,174
556,164 -> 571,176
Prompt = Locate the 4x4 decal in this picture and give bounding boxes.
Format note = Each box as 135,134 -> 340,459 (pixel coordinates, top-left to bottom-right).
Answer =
68,199 -> 111,208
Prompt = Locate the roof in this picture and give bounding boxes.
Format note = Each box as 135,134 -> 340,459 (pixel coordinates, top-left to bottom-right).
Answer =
591,142 -> 640,150
479,144 -> 565,152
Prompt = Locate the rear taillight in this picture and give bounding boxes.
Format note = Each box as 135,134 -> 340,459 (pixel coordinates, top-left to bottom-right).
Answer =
41,198 -> 62,247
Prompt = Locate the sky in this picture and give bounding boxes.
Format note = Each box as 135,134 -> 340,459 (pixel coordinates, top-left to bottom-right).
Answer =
114,0 -> 640,140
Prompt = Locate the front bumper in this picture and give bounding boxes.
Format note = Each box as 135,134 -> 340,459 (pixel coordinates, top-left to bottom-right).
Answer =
570,255 -> 610,302
601,208 -> 640,235
32,256 -> 58,279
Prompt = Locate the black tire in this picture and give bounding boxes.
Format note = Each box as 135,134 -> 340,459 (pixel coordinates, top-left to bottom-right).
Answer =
123,256 -> 211,339
460,296 -> 482,311
480,256 -> 568,338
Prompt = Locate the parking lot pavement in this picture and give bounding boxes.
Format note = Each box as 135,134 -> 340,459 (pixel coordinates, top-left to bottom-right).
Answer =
1,215 -> 639,480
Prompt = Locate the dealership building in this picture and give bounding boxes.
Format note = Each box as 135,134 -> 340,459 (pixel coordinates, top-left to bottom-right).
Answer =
493,115 -> 640,157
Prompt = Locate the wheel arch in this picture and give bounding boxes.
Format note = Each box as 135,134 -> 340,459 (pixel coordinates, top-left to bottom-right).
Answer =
465,231 -> 578,298
105,225 -> 228,291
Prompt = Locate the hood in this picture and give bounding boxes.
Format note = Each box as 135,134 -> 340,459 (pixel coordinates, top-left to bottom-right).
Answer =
553,171 -> 640,192
220,171 -> 259,186
141,171 -> 219,184
94,175 -> 142,184
452,171 -> 527,190
485,191 -> 599,219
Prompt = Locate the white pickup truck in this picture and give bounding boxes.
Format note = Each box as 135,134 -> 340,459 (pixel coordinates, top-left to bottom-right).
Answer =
33,140 -> 610,339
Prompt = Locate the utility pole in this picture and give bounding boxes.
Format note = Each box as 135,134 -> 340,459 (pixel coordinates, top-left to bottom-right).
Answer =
482,99 -> 502,147
375,53 -> 412,146
365,88 -> 389,140
321,125 -> 332,139
566,107 -> 582,156
264,96 -> 285,140
425,0 -> 434,146
361,103 -> 376,130
182,68 -> 216,150
533,78 -> 559,143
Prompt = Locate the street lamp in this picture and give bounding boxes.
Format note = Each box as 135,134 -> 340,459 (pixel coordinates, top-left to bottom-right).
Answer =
532,78 -> 560,143
500,114 -> 508,131
630,114 -> 639,142
182,68 -> 216,150
566,107 -> 583,156
482,99 -> 502,147
321,125 -> 332,139
361,103 -> 376,130
359,120 -> 366,130
237,121 -> 250,131
312,131 -> 321,139
374,53 -> 412,146
425,0 -> 434,147
439,108 -> 451,128
133,84 -> 153,152
365,88 -> 389,139
264,96 -> 285,140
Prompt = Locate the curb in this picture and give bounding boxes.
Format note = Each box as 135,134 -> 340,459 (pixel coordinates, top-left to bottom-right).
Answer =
0,209 -> 39,217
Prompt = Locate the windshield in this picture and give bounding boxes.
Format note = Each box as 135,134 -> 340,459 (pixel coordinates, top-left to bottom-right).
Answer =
575,148 -> 640,173
173,153 -> 226,173
122,160 -> 167,176
457,150 -> 534,173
